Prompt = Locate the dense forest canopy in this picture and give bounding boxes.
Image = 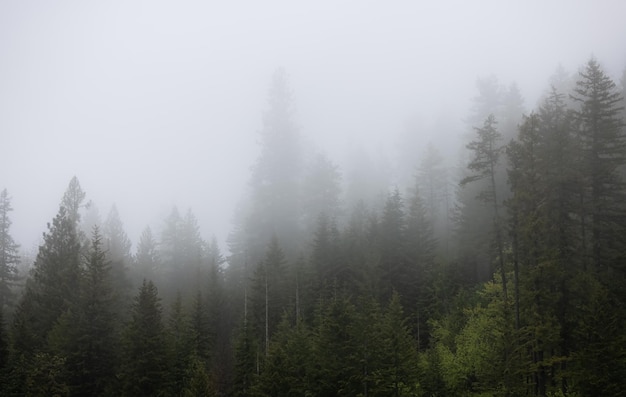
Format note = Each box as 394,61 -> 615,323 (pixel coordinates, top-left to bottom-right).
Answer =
2,2 -> 626,396
1,57 -> 625,396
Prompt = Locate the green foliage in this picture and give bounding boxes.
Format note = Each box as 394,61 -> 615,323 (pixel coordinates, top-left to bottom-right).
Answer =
231,319 -> 259,397
120,280 -> 168,396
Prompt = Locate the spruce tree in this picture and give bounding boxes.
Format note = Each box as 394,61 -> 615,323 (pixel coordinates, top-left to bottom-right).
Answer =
103,204 -> 132,305
120,280 -> 168,396
571,58 -> 626,272
461,114 -> 508,300
67,227 -> 118,396
12,205 -> 82,354
133,226 -> 160,287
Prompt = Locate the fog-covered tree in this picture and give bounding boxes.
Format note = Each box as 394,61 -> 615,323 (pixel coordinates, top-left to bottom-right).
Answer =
250,236 -> 289,357
0,189 -> 20,311
417,143 -> 448,226
301,153 -> 342,237
461,114 -> 508,300
133,226 -> 160,287
245,68 -> 302,263
571,58 -> 626,271
103,204 -> 132,308
61,177 -> 85,222
405,184 -> 438,348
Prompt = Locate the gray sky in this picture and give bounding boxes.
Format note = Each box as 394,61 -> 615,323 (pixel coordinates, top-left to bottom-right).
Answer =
1,0 -> 625,253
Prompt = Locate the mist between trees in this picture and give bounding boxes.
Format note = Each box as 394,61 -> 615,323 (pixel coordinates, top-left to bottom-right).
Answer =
1,58 -> 626,396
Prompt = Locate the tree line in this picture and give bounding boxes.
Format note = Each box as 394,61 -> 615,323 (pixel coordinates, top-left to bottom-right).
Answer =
0,58 -> 625,396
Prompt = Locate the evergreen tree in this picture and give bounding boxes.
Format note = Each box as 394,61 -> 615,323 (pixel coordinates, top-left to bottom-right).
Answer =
0,189 -> 20,311
245,68 -> 302,263
180,209 -> 205,290
250,236 -> 289,357
405,184 -> 438,348
0,307 -> 8,375
256,314 -> 313,397
120,280 -> 168,396
301,153 -> 342,238
61,176 -> 86,227
12,205 -> 82,354
309,212 -> 344,300
417,143 -> 447,225
134,226 -> 160,287
379,188 -> 416,308
231,317 -> 258,397
160,206 -> 183,277
167,292 -> 193,396
103,205 -> 132,296
310,293 -> 362,396
189,290 -> 213,364
571,58 -> 626,272
66,227 -> 118,396
372,292 -> 420,397
461,114 -> 508,300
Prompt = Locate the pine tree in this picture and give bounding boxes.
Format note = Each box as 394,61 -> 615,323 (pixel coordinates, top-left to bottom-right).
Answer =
256,313 -> 313,396
189,290 -> 213,364
571,58 -> 626,272
310,293 -> 361,396
372,292 -> 420,397
301,153 -> 343,237
250,236 -> 289,357
0,307 -> 8,374
405,184 -> 438,348
103,204 -> 132,303
66,227 -> 119,396
231,317 -> 258,397
61,176 -> 86,227
12,205 -> 82,354
0,189 -> 20,311
379,189 -> 408,302
245,68 -> 302,263
120,280 -> 168,396
461,114 -> 508,300
134,226 -> 160,287
167,292 -> 193,396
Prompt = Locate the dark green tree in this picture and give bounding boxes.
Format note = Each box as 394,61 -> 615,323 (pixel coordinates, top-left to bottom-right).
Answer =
189,290 -> 213,364
256,314 -> 313,397
231,317 -> 258,397
167,292 -> 193,396
120,280 -> 168,396
310,293 -> 361,396
12,205 -> 82,355
378,189 -> 408,302
405,184 -> 438,349
372,292 -> 420,397
66,227 -> 119,396
250,236 -> 289,357
571,58 -> 626,272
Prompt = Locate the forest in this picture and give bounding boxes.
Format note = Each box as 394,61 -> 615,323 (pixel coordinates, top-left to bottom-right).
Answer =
1,58 -> 626,396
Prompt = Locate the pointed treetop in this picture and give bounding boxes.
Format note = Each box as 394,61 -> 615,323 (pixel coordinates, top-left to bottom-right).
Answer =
61,176 -> 86,225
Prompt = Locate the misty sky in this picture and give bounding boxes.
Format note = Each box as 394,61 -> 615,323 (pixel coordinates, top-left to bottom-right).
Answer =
1,0 -> 625,253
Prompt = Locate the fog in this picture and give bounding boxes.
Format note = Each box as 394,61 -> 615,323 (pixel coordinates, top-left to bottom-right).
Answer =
1,0 -> 625,253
